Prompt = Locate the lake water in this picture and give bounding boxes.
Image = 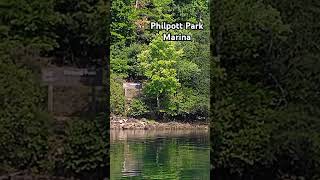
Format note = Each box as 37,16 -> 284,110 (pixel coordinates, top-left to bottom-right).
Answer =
110,130 -> 210,180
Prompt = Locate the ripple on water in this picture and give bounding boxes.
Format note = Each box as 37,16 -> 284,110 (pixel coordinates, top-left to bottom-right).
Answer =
110,130 -> 210,180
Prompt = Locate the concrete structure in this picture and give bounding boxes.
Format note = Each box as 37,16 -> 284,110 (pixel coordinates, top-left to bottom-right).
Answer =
123,82 -> 142,101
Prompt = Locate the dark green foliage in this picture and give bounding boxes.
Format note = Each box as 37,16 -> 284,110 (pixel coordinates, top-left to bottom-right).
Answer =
0,0 -> 109,176
269,106 -> 320,178
176,60 -> 201,86
0,61 -> 51,173
211,80 -> 277,175
210,0 -> 320,178
110,45 -> 130,75
169,88 -> 205,116
111,0 -> 136,45
63,117 -> 108,178
0,0 -> 108,66
111,43 -> 145,78
110,74 -> 126,116
172,0 -> 207,22
128,98 -> 149,117
53,0 -> 108,66
0,0 -> 59,52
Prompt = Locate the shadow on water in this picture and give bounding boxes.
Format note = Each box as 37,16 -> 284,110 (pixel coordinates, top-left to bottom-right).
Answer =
110,130 -> 210,180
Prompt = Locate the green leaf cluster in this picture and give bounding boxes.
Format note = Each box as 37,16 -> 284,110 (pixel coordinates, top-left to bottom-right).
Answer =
110,74 -> 126,116
0,61 -> 51,173
210,0 -> 320,178
63,117 -> 108,177
110,0 -> 210,120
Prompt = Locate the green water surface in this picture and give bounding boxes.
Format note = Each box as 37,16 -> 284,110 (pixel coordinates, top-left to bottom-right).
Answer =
110,130 -> 210,180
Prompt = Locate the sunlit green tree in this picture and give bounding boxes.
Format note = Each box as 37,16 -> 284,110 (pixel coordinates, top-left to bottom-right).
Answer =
138,35 -> 181,111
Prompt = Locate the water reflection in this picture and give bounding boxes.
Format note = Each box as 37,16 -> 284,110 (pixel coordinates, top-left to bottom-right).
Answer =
110,130 -> 210,180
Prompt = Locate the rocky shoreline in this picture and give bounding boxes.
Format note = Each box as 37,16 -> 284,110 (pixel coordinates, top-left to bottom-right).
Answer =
110,115 -> 208,130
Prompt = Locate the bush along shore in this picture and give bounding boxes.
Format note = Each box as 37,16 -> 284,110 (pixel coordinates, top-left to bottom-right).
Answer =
110,115 -> 208,130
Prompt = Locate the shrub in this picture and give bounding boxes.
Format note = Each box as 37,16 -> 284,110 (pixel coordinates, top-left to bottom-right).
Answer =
128,98 -> 149,117
63,117 -> 108,178
211,80 -> 320,179
0,61 -> 51,173
110,74 -> 125,115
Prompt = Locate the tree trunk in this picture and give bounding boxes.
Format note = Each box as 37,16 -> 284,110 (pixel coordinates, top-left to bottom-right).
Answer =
156,94 -> 160,110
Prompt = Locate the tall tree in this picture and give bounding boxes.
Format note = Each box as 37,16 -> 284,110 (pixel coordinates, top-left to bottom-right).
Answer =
138,35 -> 181,111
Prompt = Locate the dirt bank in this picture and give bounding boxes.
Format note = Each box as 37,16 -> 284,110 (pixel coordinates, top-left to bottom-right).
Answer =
110,115 -> 208,130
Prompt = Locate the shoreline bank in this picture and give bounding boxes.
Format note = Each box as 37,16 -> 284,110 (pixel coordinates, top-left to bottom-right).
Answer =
110,115 -> 208,130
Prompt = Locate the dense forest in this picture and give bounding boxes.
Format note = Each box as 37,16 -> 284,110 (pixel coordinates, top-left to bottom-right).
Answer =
0,0 -> 109,178
110,0 -> 210,121
0,0 -> 319,179
210,0 -> 320,179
